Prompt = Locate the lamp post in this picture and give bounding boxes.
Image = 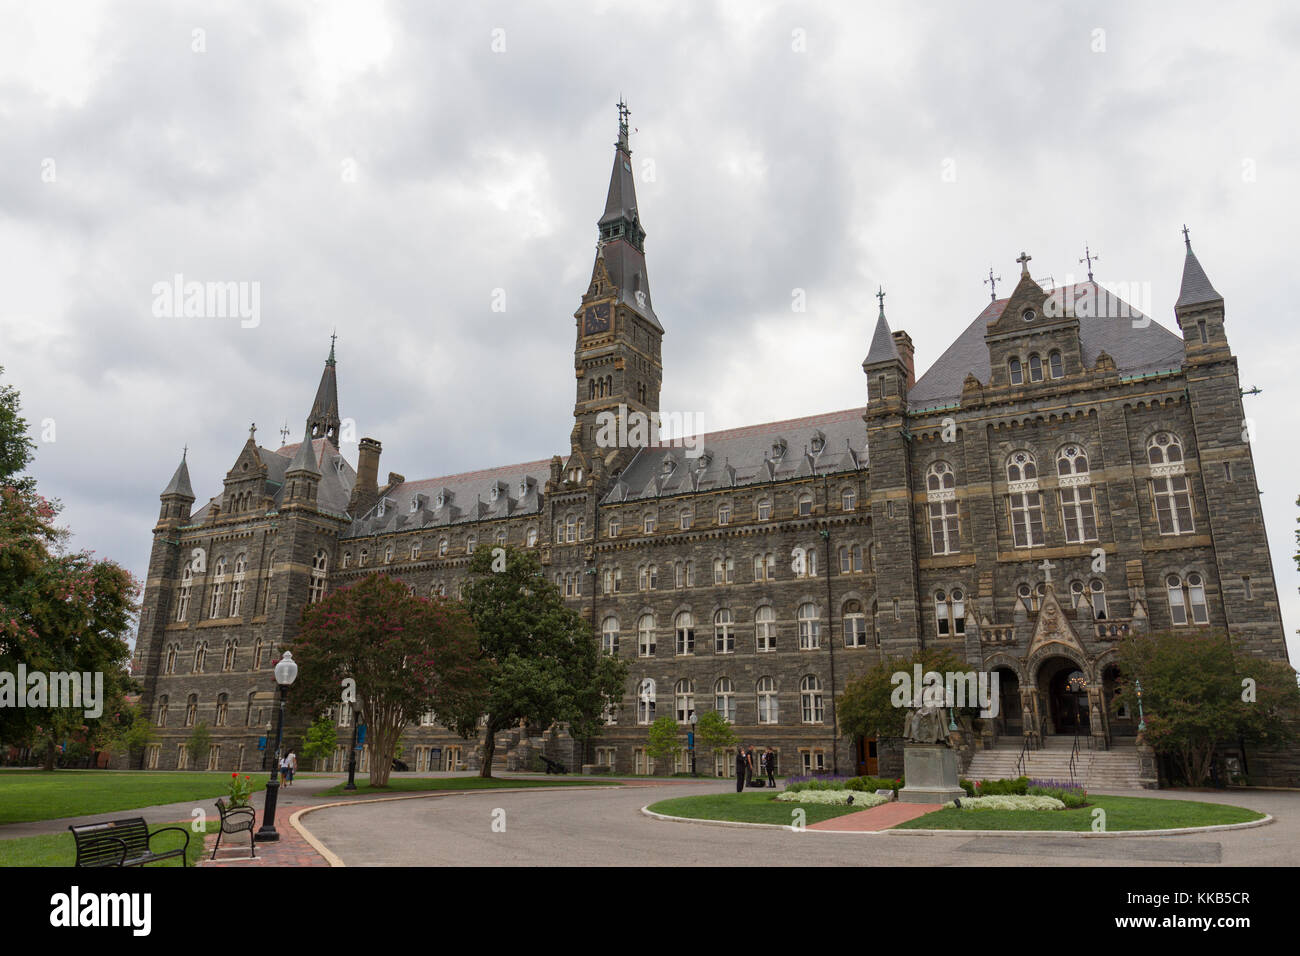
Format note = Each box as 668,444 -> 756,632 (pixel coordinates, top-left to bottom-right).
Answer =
1135,678 -> 1146,733
345,704 -> 360,791
688,712 -> 698,777
255,652 -> 298,842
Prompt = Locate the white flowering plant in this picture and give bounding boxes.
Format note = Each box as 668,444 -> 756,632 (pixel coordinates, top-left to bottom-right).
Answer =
775,790 -> 890,807
943,795 -> 1066,811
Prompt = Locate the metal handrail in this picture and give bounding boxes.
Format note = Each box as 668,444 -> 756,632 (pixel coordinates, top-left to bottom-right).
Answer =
1068,732 -> 1081,788
1015,731 -> 1031,777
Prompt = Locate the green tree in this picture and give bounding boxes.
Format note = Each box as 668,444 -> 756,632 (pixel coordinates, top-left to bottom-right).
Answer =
645,715 -> 682,768
837,648 -> 972,742
448,546 -> 627,777
186,721 -> 211,770
290,572 -> 481,786
300,713 -> 338,770
696,708 -> 738,763
1112,630 -> 1300,786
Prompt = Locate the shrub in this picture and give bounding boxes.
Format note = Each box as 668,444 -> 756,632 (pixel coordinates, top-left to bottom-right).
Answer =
782,775 -> 852,793
959,779 -> 977,797
776,790 -> 890,807
945,794 -> 1066,811
973,776 -> 1029,796
1028,785 -> 1088,808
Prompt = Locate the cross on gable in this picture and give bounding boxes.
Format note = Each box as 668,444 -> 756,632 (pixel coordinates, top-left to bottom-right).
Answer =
1038,558 -> 1057,585
1016,251 -> 1032,275
984,267 -> 1001,301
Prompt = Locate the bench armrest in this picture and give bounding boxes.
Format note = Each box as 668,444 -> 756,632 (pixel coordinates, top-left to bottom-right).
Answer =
72,833 -> 129,867
222,807 -> 256,825
147,826 -> 192,857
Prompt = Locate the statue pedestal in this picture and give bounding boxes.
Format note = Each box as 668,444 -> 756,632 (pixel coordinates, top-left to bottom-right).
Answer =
898,745 -> 965,805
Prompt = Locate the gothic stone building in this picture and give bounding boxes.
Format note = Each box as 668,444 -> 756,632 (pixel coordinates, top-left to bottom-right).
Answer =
131,110 -> 1294,784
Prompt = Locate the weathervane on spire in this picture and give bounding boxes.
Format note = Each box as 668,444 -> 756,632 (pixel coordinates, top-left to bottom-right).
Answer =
875,285 -> 886,316
616,97 -> 631,153
279,422 -> 290,446
1079,243 -> 1098,282
328,329 -> 337,366
984,267 -> 1001,301
1182,224 -> 1191,248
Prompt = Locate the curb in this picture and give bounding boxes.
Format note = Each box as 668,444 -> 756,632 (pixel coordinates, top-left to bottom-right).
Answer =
639,805 -> 1274,838
291,785 -> 626,865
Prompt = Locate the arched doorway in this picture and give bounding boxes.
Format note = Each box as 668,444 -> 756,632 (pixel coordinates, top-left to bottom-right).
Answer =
1049,668 -> 1090,735
992,666 -> 1021,738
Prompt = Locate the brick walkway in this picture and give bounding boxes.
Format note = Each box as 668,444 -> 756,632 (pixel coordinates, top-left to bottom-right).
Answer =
200,805 -> 329,867
807,801 -> 944,832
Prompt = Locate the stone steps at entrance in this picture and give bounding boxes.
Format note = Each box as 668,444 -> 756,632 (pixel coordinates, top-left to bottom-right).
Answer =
966,743 -> 1146,790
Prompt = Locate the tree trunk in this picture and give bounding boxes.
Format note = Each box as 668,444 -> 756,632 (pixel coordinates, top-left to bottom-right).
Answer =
42,740 -> 56,772
479,728 -> 496,778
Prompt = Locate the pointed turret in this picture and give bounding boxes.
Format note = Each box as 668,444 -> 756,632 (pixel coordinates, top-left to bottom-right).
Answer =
307,335 -> 341,447
1175,228 -> 1222,308
864,296 -> 900,365
598,99 -> 645,252
283,429 -> 321,508
162,448 -> 194,499
286,431 -> 320,477
158,447 -> 196,526
862,287 -> 909,411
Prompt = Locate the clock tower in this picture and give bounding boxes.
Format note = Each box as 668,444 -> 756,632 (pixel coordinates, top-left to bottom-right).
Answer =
566,100 -> 663,488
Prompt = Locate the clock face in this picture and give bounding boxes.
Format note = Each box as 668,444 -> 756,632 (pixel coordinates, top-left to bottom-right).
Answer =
583,302 -> 611,335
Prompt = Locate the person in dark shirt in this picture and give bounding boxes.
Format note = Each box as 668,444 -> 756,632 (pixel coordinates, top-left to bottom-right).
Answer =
734,745 -> 747,792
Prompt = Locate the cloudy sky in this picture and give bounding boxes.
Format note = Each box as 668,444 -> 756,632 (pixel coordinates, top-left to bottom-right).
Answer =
2,0 -> 1297,661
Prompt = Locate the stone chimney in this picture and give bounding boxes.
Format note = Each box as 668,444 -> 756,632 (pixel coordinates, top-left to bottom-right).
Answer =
349,437 -> 382,516
892,330 -> 915,390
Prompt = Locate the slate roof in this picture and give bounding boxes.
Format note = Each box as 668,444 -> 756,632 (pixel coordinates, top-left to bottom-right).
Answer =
1175,244 -> 1222,308
600,239 -> 661,332
907,281 -> 1185,410
344,458 -> 553,538
161,454 -> 194,498
602,407 -> 867,504
188,438 -> 355,523
863,310 -> 900,365
599,146 -> 639,229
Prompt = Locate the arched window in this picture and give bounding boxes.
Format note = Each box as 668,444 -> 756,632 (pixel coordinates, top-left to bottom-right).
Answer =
636,679 -> 656,725
714,609 -> 735,654
1006,451 -> 1044,547
601,616 -> 619,655
1017,581 -> 1046,612
164,643 -> 178,674
1089,579 -> 1108,619
1049,350 -> 1064,378
756,677 -> 778,724
222,639 -> 237,672
466,535 -> 477,554
638,614 -> 656,657
926,461 -> 959,555
193,641 -> 208,673
675,679 -> 695,723
565,514 -> 577,543
495,529 -> 507,546
384,545 -> 393,564
756,606 -> 776,652
526,528 -> 538,547
209,557 -> 227,618
797,493 -> 813,516
797,603 -> 820,649
1148,432 -> 1194,534
679,509 -> 693,530
359,548 -> 369,566
309,549 -> 328,604
757,499 -> 772,521
176,566 -> 193,622
1167,573 -> 1209,625
215,693 -> 228,727
156,695 -> 169,727
842,488 -> 856,511
675,611 -> 695,656
1028,353 -> 1044,382
713,556 -> 735,585
715,677 -> 735,722
185,694 -> 198,727
843,600 -> 867,647
934,589 -> 966,637
801,676 -> 825,724
343,551 -> 352,569
1057,444 -> 1097,543
1008,357 -> 1023,386
246,692 -> 258,727
438,538 -> 449,556
410,541 -> 421,561
253,638 -> 264,669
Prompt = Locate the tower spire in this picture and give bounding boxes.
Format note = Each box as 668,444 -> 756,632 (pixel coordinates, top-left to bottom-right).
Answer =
307,337 -> 342,447
1176,225 -> 1222,308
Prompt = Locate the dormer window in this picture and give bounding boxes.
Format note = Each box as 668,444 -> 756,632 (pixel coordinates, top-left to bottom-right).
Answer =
661,456 -> 675,476
520,479 -> 529,496
810,431 -> 825,454
376,500 -> 386,518
771,439 -> 787,461
490,484 -> 500,502
435,493 -> 445,509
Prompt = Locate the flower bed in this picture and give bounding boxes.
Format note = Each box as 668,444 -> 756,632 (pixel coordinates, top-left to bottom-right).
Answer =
776,790 -> 890,807
944,794 -> 1066,811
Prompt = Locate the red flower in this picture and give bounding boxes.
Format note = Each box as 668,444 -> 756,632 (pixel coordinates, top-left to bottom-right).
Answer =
232,772 -> 238,778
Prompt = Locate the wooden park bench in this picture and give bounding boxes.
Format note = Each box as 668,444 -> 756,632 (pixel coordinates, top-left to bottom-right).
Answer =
538,754 -> 568,775
212,798 -> 257,860
69,817 -> 190,867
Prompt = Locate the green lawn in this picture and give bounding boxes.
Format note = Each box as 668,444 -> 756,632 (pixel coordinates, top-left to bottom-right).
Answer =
319,775 -> 623,797
647,791 -> 867,826
0,821 -> 218,867
892,795 -> 1265,831
0,770 -> 268,824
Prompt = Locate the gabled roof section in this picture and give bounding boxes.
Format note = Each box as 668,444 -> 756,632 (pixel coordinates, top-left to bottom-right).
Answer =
286,428 -> 320,476
602,407 -> 867,504
1176,238 -> 1222,308
908,282 -> 1185,410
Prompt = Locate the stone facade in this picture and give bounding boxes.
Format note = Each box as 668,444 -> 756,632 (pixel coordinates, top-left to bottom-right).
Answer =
128,112 -> 1296,785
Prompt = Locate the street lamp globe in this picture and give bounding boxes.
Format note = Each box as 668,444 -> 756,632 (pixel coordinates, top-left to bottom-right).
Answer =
275,651 -> 298,687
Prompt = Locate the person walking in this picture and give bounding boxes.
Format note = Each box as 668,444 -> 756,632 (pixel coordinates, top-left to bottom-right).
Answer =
286,750 -> 297,786
734,745 -> 747,792
764,747 -> 776,788
278,753 -> 288,785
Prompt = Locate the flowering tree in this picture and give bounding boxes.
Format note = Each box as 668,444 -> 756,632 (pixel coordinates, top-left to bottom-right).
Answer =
290,573 -> 482,787
0,368 -> 137,768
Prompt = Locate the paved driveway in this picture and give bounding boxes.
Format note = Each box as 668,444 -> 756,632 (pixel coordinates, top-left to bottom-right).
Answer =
299,782 -> 1298,867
